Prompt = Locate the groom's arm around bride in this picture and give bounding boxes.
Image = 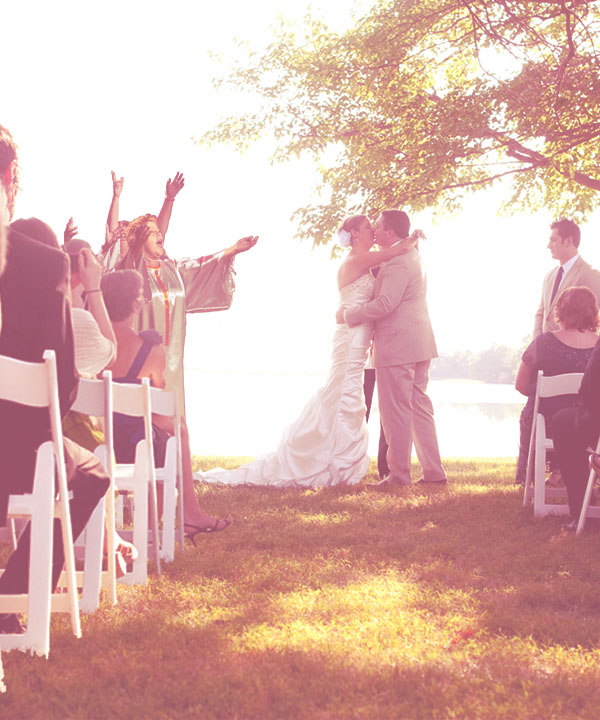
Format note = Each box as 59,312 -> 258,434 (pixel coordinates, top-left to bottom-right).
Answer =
340,210 -> 446,488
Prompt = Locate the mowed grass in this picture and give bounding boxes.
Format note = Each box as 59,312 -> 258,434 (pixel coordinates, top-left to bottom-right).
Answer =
2,457 -> 600,719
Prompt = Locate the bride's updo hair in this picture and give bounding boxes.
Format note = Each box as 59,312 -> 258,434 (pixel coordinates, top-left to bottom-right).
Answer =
340,214 -> 368,234
337,214 -> 368,247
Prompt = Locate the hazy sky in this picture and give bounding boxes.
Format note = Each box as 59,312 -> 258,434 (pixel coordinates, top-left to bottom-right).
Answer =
3,0 -> 600,375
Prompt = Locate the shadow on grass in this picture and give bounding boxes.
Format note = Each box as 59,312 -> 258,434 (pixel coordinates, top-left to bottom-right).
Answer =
189,462 -> 600,650
3,459 -> 600,719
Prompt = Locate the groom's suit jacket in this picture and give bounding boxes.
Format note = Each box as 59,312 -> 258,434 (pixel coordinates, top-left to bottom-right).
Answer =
345,249 -> 437,367
534,256 -> 600,337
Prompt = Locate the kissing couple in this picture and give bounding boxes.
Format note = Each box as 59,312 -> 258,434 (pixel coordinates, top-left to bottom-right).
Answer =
198,209 -> 446,489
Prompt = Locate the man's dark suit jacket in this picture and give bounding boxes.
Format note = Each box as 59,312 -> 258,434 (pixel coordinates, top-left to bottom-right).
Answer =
580,337 -> 600,423
0,228 -> 79,523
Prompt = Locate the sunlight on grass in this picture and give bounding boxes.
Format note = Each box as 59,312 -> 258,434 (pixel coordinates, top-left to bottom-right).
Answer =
4,458 -> 600,719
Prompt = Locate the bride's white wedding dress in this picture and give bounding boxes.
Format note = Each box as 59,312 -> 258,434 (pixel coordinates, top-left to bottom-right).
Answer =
197,272 -> 375,487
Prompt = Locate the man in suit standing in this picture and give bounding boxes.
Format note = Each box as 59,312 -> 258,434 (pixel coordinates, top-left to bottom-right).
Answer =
534,219 -> 600,337
340,210 -> 446,489
0,124 -> 109,633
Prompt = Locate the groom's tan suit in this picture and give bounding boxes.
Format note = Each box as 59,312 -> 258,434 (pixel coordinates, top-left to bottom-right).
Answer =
346,249 -> 445,485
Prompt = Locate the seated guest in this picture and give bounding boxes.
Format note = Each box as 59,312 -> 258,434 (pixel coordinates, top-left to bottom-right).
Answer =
515,286 -> 599,485
8,219 -> 135,575
0,124 -> 109,634
62,239 -> 116,447
553,337 -> 600,527
10,225 -> 117,381
101,269 -> 231,541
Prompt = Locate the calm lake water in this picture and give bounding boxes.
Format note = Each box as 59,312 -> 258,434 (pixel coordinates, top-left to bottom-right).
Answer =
184,369 -> 524,459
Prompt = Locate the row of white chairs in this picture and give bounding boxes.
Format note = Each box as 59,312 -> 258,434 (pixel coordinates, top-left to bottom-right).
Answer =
0,350 -> 185,658
522,370 -> 600,532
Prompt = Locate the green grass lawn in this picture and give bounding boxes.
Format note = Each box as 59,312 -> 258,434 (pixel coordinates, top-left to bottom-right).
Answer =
2,457 -> 600,719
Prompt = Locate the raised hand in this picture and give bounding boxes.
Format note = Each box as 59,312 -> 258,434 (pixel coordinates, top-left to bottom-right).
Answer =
64,217 -> 79,244
104,223 -> 113,245
78,248 -> 103,291
111,170 -> 124,198
233,235 -> 259,254
165,172 -> 185,200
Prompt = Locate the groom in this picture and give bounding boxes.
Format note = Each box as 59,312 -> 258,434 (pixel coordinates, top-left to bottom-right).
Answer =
337,209 -> 446,488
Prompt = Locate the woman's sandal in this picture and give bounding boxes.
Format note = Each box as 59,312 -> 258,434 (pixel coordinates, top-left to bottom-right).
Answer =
184,518 -> 232,546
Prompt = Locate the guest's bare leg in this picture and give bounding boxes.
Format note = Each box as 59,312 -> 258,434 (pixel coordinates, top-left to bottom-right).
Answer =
180,419 -> 230,530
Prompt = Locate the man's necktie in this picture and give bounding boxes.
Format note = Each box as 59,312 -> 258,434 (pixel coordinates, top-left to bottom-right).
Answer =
550,266 -> 564,304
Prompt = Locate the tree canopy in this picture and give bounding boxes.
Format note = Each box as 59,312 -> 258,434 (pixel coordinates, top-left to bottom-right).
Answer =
201,0 -> 600,245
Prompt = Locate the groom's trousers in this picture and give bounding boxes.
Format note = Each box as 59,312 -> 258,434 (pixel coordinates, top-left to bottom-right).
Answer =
377,360 -> 445,485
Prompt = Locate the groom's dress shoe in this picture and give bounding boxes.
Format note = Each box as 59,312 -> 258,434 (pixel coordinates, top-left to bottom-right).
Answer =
417,476 -> 448,485
366,479 -> 396,492
366,476 -> 410,491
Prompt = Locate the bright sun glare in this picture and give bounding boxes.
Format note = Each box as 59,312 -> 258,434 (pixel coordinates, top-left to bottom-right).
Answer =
3,0 -> 600,455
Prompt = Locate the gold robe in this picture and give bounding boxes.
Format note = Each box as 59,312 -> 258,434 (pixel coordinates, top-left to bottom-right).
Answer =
103,245 -> 235,414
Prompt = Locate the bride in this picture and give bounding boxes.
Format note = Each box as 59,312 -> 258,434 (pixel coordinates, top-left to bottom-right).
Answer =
197,215 -> 413,488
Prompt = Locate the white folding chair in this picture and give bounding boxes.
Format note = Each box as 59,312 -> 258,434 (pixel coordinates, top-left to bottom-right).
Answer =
523,371 -> 583,517
0,350 -> 80,657
576,435 -> 600,535
112,378 -> 161,585
67,370 -> 117,612
150,386 -> 185,561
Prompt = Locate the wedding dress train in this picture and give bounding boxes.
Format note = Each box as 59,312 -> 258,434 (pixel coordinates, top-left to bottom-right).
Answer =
197,273 -> 375,487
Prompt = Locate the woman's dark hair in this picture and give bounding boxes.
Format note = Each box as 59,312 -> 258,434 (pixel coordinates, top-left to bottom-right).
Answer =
101,269 -> 144,322
10,217 -> 59,249
381,210 -> 410,238
551,218 -> 580,248
555,286 -> 599,332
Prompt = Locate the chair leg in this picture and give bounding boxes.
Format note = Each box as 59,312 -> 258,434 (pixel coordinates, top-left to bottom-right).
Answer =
27,443 -> 56,656
94,445 -> 117,606
119,449 -> 150,586
576,465 -> 597,535
159,440 -> 176,563
523,414 -> 536,507
533,416 -> 547,518
55,498 -> 81,638
79,498 -> 105,613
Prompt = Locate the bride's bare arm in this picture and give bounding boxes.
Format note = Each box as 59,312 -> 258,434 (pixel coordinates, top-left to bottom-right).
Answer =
357,239 -> 416,272
337,239 -> 416,290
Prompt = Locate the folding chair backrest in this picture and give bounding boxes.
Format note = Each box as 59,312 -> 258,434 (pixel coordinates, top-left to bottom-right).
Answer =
114,378 -> 152,436
149,386 -> 177,419
112,378 -> 154,471
0,350 -> 68,510
538,372 -> 584,398
72,374 -> 108,417
0,351 -> 56,407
